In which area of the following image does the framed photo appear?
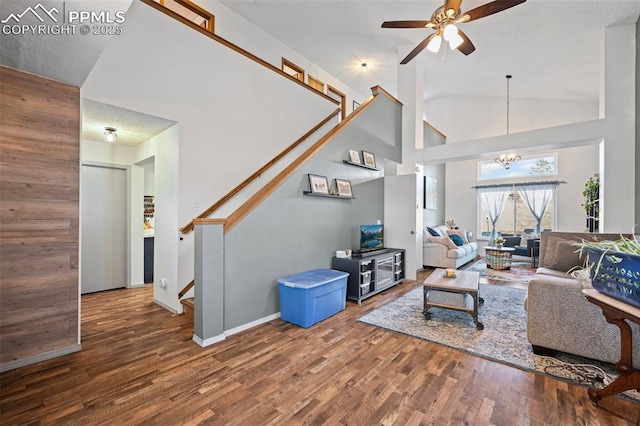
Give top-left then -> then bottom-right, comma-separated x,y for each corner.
308,174 -> 329,194
348,149 -> 361,164
335,179 -> 353,197
424,176 -> 437,210
362,151 -> 376,168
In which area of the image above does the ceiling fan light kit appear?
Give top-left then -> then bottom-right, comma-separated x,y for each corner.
382,0 -> 526,64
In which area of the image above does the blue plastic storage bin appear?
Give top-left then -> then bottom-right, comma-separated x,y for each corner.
278,269 -> 348,328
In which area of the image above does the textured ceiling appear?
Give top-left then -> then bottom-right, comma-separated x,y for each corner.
218,0 -> 640,102
82,99 -> 176,146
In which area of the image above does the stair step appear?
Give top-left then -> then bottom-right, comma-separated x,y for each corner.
180,297 -> 194,316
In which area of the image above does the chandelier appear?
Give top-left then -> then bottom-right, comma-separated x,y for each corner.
495,75 -> 521,170
495,153 -> 521,170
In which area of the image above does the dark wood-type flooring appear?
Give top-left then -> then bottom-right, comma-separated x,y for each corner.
1,268 -> 639,425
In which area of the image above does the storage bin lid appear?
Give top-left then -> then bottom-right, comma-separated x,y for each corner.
278,269 -> 349,289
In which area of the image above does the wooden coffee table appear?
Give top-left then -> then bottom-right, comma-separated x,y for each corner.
423,268 -> 484,329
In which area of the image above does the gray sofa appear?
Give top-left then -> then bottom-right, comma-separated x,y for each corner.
525,231 -> 640,367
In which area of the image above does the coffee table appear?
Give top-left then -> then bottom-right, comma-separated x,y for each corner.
423,268 -> 484,329
485,246 -> 516,270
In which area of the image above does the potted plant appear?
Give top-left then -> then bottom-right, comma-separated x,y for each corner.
493,236 -> 506,248
577,234 -> 640,308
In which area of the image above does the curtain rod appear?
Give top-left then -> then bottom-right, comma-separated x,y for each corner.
471,180 -> 567,189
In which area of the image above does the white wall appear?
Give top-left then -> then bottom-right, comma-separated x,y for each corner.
425,96 -> 599,144
198,0 -> 369,107
133,125 -> 180,311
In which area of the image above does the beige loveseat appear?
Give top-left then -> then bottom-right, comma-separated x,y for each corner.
423,225 -> 478,269
525,232 -> 640,367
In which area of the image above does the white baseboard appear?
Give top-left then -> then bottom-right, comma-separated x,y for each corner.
129,282 -> 145,288
192,333 -> 225,347
224,312 -> 281,337
153,298 -> 178,314
191,312 -> 282,348
0,344 -> 81,373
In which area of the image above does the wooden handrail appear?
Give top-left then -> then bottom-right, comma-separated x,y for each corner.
180,108 -> 341,234
178,280 -> 194,299
224,89 -> 387,234
424,120 -> 447,139
139,0 -> 339,106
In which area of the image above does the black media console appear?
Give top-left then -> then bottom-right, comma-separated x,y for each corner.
331,248 -> 405,304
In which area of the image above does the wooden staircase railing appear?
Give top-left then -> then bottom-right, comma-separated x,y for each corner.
178,280 -> 194,299
180,107 -> 341,234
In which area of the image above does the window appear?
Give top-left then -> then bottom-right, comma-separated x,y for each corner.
158,0 -> 214,32
477,182 -> 559,238
281,58 -> 305,83
307,75 -> 325,93
478,153 -> 557,181
479,188 -> 555,237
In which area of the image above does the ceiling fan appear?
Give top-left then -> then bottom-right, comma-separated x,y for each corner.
382,0 -> 526,64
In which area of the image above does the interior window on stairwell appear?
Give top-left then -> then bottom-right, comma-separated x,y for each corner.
282,58 -> 305,83
158,0 -> 214,33
307,75 -> 325,94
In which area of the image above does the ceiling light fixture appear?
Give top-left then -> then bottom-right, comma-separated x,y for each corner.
104,127 -> 117,143
495,75 -> 521,170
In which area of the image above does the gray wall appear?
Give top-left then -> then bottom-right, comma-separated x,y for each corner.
222,94 -> 402,329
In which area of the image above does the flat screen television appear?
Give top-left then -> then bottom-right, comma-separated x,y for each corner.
360,224 -> 384,251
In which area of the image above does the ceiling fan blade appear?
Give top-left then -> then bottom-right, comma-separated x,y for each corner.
400,34 -> 435,65
463,0 -> 526,23
456,29 -> 476,55
382,20 -> 434,29
444,0 -> 463,17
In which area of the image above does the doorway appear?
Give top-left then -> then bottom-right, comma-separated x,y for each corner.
81,165 -> 127,294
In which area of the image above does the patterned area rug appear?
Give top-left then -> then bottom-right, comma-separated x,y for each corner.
358,284 -> 640,403
466,259 -> 537,284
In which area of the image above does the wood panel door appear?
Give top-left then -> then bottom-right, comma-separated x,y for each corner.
81,165 -> 126,294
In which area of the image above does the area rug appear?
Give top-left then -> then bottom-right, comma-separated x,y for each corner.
358,284 -> 640,403
466,259 -> 536,284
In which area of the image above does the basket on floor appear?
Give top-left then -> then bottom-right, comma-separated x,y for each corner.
586,247 -> 640,309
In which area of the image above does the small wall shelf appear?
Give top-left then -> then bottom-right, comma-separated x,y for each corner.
303,191 -> 354,200
342,160 -> 380,171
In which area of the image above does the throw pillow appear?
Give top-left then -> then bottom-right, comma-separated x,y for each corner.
427,226 -> 442,237
449,234 -> 464,246
549,240 -> 586,272
429,236 -> 458,250
447,229 -> 469,244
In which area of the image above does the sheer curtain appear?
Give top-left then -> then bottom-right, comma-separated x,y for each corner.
478,187 -> 510,244
516,183 -> 557,234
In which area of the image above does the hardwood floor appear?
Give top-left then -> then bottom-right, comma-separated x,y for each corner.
1,269 -> 638,425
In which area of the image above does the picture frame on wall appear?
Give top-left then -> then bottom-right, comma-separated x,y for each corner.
348,149 -> 361,164
335,179 -> 353,197
308,174 -> 329,194
362,151 -> 376,168
424,176 -> 437,210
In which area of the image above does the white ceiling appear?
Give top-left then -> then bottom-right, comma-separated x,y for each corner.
82,99 -> 176,146
218,0 -> 640,102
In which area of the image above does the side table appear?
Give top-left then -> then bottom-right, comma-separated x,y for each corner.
582,289 -> 640,404
485,246 -> 516,270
